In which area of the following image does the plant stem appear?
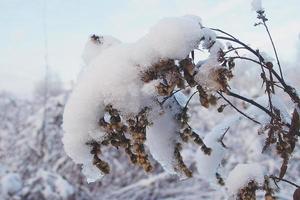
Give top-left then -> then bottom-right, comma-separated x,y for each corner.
227,91 -> 273,117
184,91 -> 199,110
270,175 -> 300,188
218,91 -> 261,124
262,21 -> 284,81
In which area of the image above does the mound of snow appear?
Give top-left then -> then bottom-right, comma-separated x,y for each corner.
226,163 -> 265,194
63,15 -> 204,182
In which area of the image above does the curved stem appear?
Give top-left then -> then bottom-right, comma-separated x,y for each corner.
184,91 -> 199,110
227,91 -> 273,118
160,89 -> 182,105
224,47 -> 247,55
270,175 -> 300,188
214,28 -> 300,108
218,91 -> 261,124
217,36 -> 263,60
210,28 -> 238,40
262,21 -> 284,81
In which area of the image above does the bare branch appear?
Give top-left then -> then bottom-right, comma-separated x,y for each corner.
183,91 -> 199,110
218,126 -> 230,148
262,20 -> 284,81
227,91 -> 273,117
218,91 -> 261,124
270,175 -> 300,188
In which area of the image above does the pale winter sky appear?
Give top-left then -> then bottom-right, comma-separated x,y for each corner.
0,0 -> 299,97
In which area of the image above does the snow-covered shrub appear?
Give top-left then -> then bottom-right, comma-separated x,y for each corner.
0,173 -> 23,196
60,1 -> 300,199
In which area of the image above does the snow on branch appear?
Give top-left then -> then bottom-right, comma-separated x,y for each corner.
62,9 -> 300,199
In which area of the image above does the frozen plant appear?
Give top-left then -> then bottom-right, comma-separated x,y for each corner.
63,2 -> 300,199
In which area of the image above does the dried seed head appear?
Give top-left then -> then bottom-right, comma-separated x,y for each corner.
174,143 -> 192,177
216,173 -> 225,186
265,62 -> 273,69
238,181 -> 258,200
217,104 -> 227,113
293,188 -> 300,200
90,34 -> 103,44
94,157 -> 110,174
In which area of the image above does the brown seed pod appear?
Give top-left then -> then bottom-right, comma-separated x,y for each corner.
265,62 -> 273,69
216,173 -> 225,186
237,181 -> 258,200
197,85 -> 210,108
174,143 -> 192,177
90,34 -> 103,44
293,188 -> 300,200
217,104 -> 227,113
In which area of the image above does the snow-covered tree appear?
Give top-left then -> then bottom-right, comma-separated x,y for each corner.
33,72 -> 64,100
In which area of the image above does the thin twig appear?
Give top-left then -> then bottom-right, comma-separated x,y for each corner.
226,56 -> 282,88
268,69 -> 275,93
224,55 -> 300,108
270,175 -> 300,188
217,36 -> 262,60
225,56 -> 265,68
217,91 -> 261,124
210,28 -> 238,40
214,29 -> 291,95
227,91 -> 268,115
224,47 -> 247,55
258,58 -> 274,115
218,127 -> 230,148
160,89 -> 182,105
227,91 -> 273,118
211,27 -> 299,111
212,27 -> 287,87
184,91 -> 199,110
262,21 -> 284,81
273,83 -> 285,90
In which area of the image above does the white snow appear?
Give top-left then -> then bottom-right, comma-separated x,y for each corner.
246,93 -> 291,125
55,175 -> 75,198
82,163 -> 105,183
196,125 -> 227,179
82,35 -> 121,65
251,0 -> 263,12
63,15 -> 204,182
1,57 -> 300,199
140,16 -> 203,60
196,116 -> 243,179
261,51 -> 274,64
195,40 -> 224,91
146,102 -> 180,175
270,94 -> 291,123
0,173 -> 22,195
201,27 -> 217,49
194,64 -> 222,91
35,170 -> 75,199
226,163 -> 265,194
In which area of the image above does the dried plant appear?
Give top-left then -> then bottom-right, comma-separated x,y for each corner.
65,4 -> 300,199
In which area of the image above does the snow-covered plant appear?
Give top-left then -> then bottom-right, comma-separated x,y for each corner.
63,1 -> 300,199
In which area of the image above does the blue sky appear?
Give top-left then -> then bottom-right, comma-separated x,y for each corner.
0,0 -> 299,96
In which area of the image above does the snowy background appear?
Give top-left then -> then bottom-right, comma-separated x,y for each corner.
0,0 -> 300,199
